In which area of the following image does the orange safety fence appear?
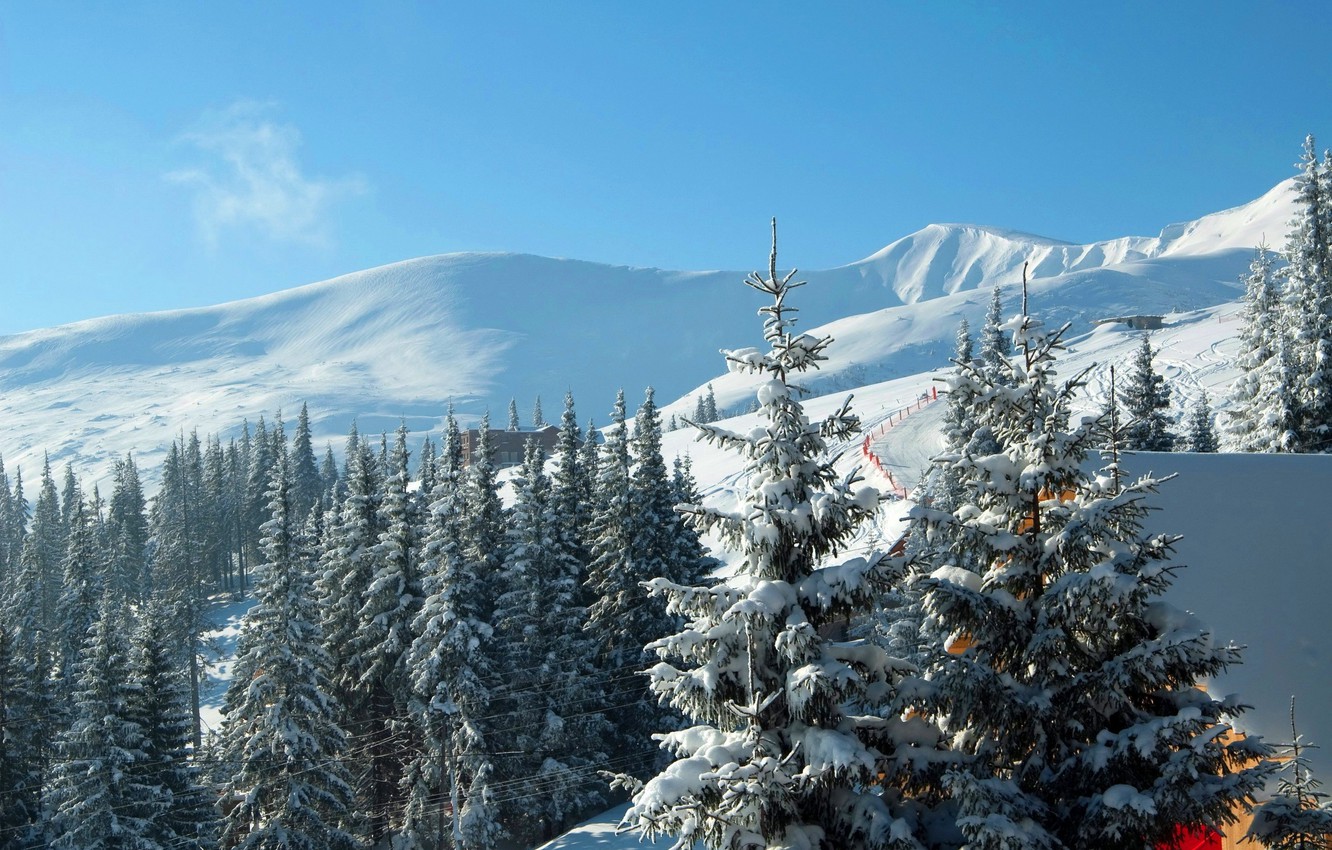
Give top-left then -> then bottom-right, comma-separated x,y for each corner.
861,386 -> 939,499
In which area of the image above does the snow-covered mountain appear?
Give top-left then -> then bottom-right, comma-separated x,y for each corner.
0,179 -> 1296,486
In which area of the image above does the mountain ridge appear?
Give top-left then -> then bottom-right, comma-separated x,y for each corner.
0,179 -> 1296,487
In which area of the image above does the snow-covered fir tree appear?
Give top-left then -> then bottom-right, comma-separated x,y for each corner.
128,597 -> 217,850
942,318 -> 975,449
0,456 -> 14,589
417,435 -> 438,496
0,502 -> 51,825
693,383 -> 720,424
624,387 -> 707,748
583,389 -> 668,764
550,392 -> 594,570
1182,392 -> 1220,453
219,445 -> 358,850
403,413 -> 503,850
291,402 -> 323,522
400,409 -> 467,850
8,469 -> 28,575
507,398 -> 521,432
1281,135 -> 1332,451
318,426 -> 384,723
668,454 -> 715,591
583,389 -> 635,662
1248,699 -> 1332,850
626,225 -> 935,850
493,439 -> 611,845
46,590 -> 161,850
243,415 -> 275,580
576,418 -> 601,561
0,620 -> 44,850
1228,136 -> 1332,452
927,316 -> 983,522
55,493 -> 102,701
1227,246 -> 1281,450
915,306 -> 1272,850
1121,333 -> 1175,451
23,456 -> 64,636
532,394 -> 545,428
352,423 -> 423,843
152,434 -> 211,749
978,284 -> 1011,383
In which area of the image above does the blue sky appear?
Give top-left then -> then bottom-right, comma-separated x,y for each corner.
0,1 -> 1328,335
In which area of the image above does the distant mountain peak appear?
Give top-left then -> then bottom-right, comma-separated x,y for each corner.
0,180 -> 1297,489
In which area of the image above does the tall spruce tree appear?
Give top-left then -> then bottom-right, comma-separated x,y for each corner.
219,445 -> 358,850
550,392 -> 593,570
1121,334 -> 1175,451
0,455 -> 13,591
493,440 -> 611,844
55,494 -> 102,702
129,598 -> 217,850
404,413 -> 503,850
0,528 -> 51,849
320,444 -> 340,507
318,427 -> 384,722
351,423 -> 423,843
583,389 -> 653,761
1227,246 -> 1282,450
401,408 -> 469,850
291,402 -> 323,522
915,305 -> 1272,849
46,591 -> 161,850
201,436 -> 232,590
576,419 -> 601,559
1282,136 -> 1332,450
24,456 -> 64,637
979,284 -> 1011,382
626,225 -> 933,850
152,436 -> 210,748
0,621 -> 43,850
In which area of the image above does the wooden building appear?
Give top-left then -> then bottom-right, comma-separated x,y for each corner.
460,424 -> 562,468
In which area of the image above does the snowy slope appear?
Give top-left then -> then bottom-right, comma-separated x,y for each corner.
668,180 -> 1295,421
0,180 -> 1295,489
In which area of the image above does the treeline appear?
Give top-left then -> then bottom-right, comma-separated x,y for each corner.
0,389 -> 712,850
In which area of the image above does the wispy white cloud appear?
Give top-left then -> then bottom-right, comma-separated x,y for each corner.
168,100 -> 367,248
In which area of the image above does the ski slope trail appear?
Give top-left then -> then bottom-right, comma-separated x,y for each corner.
862,390 -> 947,496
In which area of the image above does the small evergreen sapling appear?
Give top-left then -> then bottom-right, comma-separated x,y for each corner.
1249,699 -> 1332,850
1183,392 -> 1220,453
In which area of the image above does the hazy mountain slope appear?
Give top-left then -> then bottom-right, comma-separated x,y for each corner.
0,179 -> 1295,487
